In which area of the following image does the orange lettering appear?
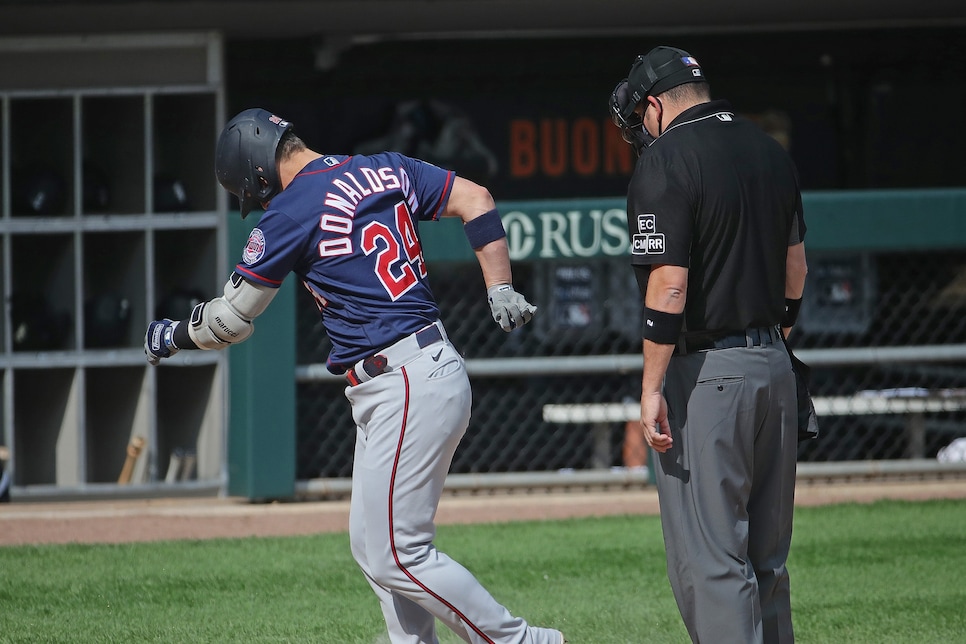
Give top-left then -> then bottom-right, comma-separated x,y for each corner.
509,117 -> 635,179
540,119 -> 567,177
509,120 -> 537,177
603,121 -> 634,175
571,118 -> 599,176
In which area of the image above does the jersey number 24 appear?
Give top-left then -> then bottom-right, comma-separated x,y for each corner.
318,199 -> 427,301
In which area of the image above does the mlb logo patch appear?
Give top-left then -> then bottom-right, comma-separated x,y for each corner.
243,227 -> 266,265
681,56 -> 700,66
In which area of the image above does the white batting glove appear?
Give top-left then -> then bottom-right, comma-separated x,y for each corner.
487,284 -> 537,332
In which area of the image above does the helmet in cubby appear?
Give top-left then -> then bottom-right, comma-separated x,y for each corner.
83,162 -> 112,213
84,291 -> 131,348
155,287 -> 206,321
12,165 -> 67,216
154,174 -> 190,212
9,292 -> 72,350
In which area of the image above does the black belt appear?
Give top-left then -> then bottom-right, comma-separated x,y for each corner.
674,326 -> 781,356
346,324 -> 444,386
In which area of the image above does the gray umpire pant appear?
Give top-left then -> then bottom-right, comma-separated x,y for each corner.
656,339 -> 798,644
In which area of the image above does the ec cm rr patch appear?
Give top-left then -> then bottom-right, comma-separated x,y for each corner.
632,214 -> 665,255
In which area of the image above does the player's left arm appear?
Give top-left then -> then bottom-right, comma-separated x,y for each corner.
441,176 -> 537,332
144,272 -> 278,365
782,241 -> 807,337
441,176 -> 507,286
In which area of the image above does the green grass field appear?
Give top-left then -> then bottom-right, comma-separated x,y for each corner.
2,499 -> 964,643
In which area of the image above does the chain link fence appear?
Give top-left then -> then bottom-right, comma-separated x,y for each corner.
295,249 -> 966,481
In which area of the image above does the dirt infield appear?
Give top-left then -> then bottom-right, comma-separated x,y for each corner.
3,479 -> 966,547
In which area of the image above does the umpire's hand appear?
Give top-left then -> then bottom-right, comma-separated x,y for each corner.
642,392 -> 674,453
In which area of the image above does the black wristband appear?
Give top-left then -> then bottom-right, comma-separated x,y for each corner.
173,320 -> 199,350
643,307 -> 684,345
782,297 -> 803,328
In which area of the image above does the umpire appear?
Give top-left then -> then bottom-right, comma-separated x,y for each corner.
610,46 -> 808,643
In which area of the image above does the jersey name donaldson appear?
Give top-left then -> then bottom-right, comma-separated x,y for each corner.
632,213 -> 666,255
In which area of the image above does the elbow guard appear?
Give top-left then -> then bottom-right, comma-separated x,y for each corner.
187,272 -> 278,350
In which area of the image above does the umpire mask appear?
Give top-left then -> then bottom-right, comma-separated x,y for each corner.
609,79 -> 655,156
610,46 -> 706,153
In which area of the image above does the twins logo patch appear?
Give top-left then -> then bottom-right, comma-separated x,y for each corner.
243,228 -> 266,265
632,214 -> 666,255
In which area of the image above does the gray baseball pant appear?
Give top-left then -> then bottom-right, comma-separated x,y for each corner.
656,341 -> 798,644
345,323 -> 559,644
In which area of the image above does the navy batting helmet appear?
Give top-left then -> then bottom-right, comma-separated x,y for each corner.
215,108 -> 293,218
610,46 -> 706,131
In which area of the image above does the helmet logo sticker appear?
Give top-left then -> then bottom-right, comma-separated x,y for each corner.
243,228 -> 266,265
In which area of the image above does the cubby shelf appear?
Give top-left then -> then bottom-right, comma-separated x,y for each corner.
0,33 -> 228,498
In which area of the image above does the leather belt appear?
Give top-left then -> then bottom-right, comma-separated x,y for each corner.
674,325 -> 782,356
346,322 -> 444,386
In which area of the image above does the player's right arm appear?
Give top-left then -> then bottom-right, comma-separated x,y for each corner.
640,263 -> 687,453
440,176 -> 537,332
144,272 -> 277,365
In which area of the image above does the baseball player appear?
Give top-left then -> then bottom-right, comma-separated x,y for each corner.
610,47 -> 807,642
144,109 -> 565,644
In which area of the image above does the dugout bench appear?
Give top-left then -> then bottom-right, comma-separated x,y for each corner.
811,388 -> 966,458
542,388 -> 966,465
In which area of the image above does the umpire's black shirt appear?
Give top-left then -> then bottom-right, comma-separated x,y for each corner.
627,99 -> 806,336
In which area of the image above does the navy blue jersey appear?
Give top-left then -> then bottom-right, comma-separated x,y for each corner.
234,152 -> 455,374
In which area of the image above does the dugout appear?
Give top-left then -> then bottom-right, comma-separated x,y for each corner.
1,3 -> 965,501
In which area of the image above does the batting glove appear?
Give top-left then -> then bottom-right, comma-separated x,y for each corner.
487,284 -> 537,332
145,319 -> 180,365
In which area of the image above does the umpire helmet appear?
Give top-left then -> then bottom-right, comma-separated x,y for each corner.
611,46 -> 706,131
215,108 -> 293,218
